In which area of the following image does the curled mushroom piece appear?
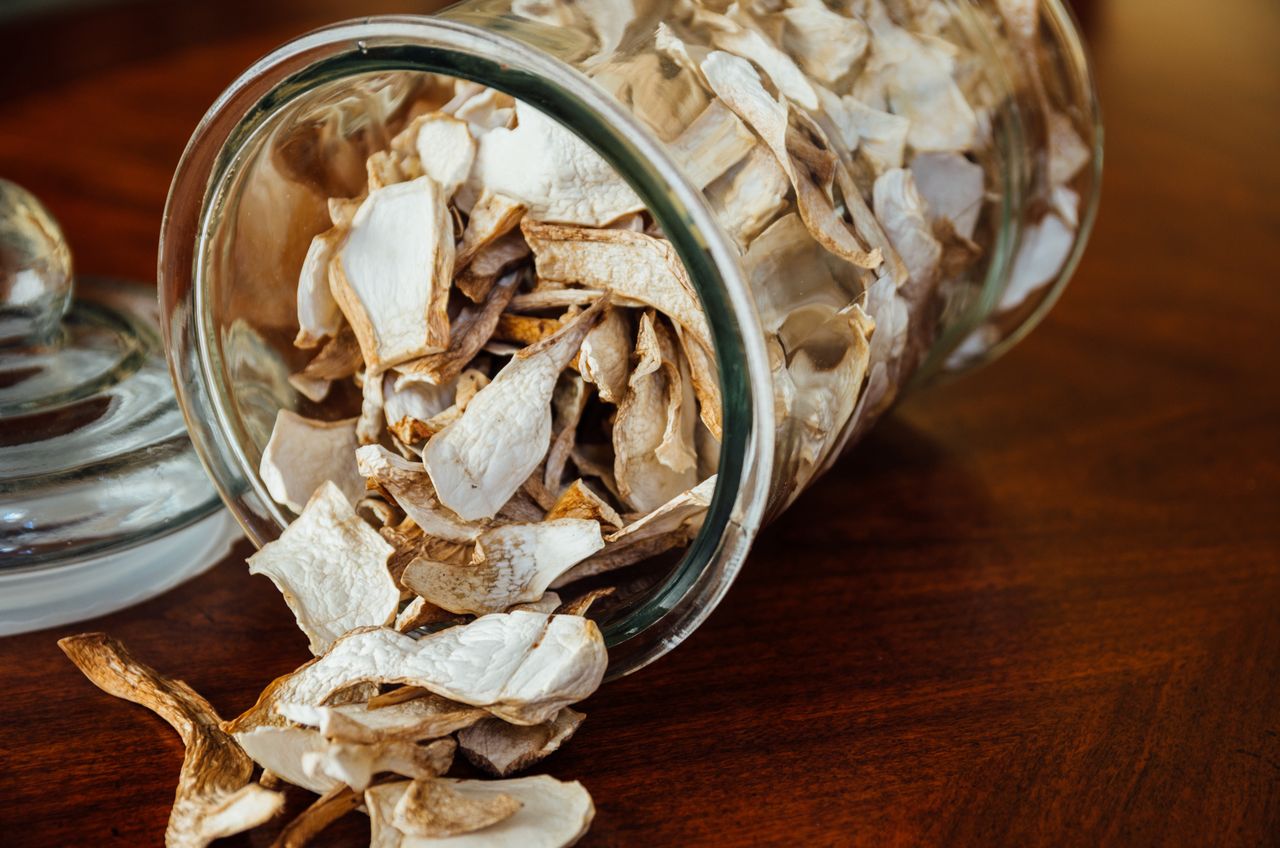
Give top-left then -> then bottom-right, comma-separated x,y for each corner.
58,634 -> 285,848
248,481 -> 400,655
458,708 -> 585,778
224,612 -> 607,732
259,410 -> 364,514
392,778 -> 523,838
366,775 -> 594,848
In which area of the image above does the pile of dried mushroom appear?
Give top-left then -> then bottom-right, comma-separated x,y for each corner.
61,1 -> 1090,844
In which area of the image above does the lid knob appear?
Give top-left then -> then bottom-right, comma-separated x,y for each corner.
0,178 -> 74,347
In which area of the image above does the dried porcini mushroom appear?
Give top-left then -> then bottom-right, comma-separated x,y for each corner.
277,692 -> 487,744
366,775 -> 594,848
300,736 -> 457,792
458,708 -> 585,778
248,481 -> 400,655
391,777 -> 523,838
59,634 -> 285,848
259,410 -> 363,514
330,177 -> 455,370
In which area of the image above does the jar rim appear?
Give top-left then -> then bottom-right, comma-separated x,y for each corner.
158,15 -> 778,679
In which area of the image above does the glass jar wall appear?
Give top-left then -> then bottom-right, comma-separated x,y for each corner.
159,0 -> 1100,677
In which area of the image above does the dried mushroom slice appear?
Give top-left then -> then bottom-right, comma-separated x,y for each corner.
366,775 -> 594,848
233,726 -> 340,794
248,481 -> 400,655
398,271 -> 522,388
329,176 -> 455,371
294,228 -> 345,348
613,313 -> 698,513
288,373 -> 331,403
705,145 -> 792,248
457,708 -> 584,778
669,99 -> 757,189
356,445 -> 488,543
456,232 -> 530,303
278,694 -> 486,744
259,410 -> 363,514
470,101 -> 643,226
544,375 -> 591,493
391,778 -> 523,838
694,4 -> 820,110
456,190 -> 527,272
556,587 -> 615,617
301,737 -> 456,793
819,88 -> 910,175
577,304 -> 632,404
273,785 -> 362,848
779,0 -> 870,84
510,592 -> 563,614
224,612 -> 607,731
403,113 -> 477,199
873,168 -> 943,298
297,325 -> 362,381
909,151 -> 985,240
545,479 -> 624,529
401,519 -> 605,616
423,298 -> 606,521
383,377 -> 457,445
58,634 -> 285,848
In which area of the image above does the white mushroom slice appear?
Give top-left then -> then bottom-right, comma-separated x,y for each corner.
909,151 -> 985,240
330,177 -> 455,370
999,211 -> 1074,311
301,737 -> 456,793
701,51 -> 883,271
456,191 -> 527,271
873,168 -> 943,298
1048,109 -> 1091,186
366,775 -> 594,848
705,145 -> 792,248
357,367 -> 387,446
278,695 -> 486,746
780,0 -> 869,84
366,149 -> 417,191
403,113 -> 476,198
224,612 -> 607,731
470,100 -> 643,226
295,229 -> 344,348
545,479 -> 624,529
578,305 -> 632,404
59,634 -> 286,848
552,475 -> 715,587
508,287 -> 605,312
423,299 -> 606,521
655,22 -> 712,86
384,377 -> 456,445
457,708 -> 584,778
509,592 -> 563,614
544,374 -> 590,492
288,372 -> 331,403
259,410 -> 363,514
818,88 -> 910,175
297,325 -> 362,381
695,5 -> 820,110
233,726 -> 337,794
669,100 -> 757,190
357,445 -> 488,543
402,519 -> 605,616
391,777 -> 523,839
329,196 -> 361,228
248,482 -> 400,655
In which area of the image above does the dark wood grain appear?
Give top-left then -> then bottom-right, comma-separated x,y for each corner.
1,0 -> 1278,845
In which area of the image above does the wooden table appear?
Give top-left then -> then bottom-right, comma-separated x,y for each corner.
2,0 -> 1277,845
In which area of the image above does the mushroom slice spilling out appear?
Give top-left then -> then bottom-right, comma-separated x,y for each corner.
274,785 -> 362,848
248,481 -> 400,655
613,313 -> 698,513
402,519 -> 605,616
329,176 -> 455,371
577,304 -> 632,404
456,191 -> 527,272
259,410 -> 363,514
223,612 -> 607,731
278,693 -> 487,744
458,708 -> 585,778
470,100 -> 643,227
669,99 -> 757,190
300,737 -> 456,793
778,0 -> 870,84
703,50 -> 887,274
553,475 -> 716,587
545,479 -> 624,530
390,777 -> 523,839
521,221 -> 721,438
58,634 -> 285,848
366,775 -> 594,848
232,726 -> 340,794
357,445 -> 488,543
295,228 -> 345,348
423,297 -> 607,521
395,267 -> 520,391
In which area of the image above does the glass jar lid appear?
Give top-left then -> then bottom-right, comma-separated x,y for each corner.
0,178 -> 225,572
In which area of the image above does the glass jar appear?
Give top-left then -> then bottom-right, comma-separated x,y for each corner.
159,0 -> 1100,677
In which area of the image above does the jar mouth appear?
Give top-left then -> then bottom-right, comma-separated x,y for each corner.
160,16 -> 776,678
